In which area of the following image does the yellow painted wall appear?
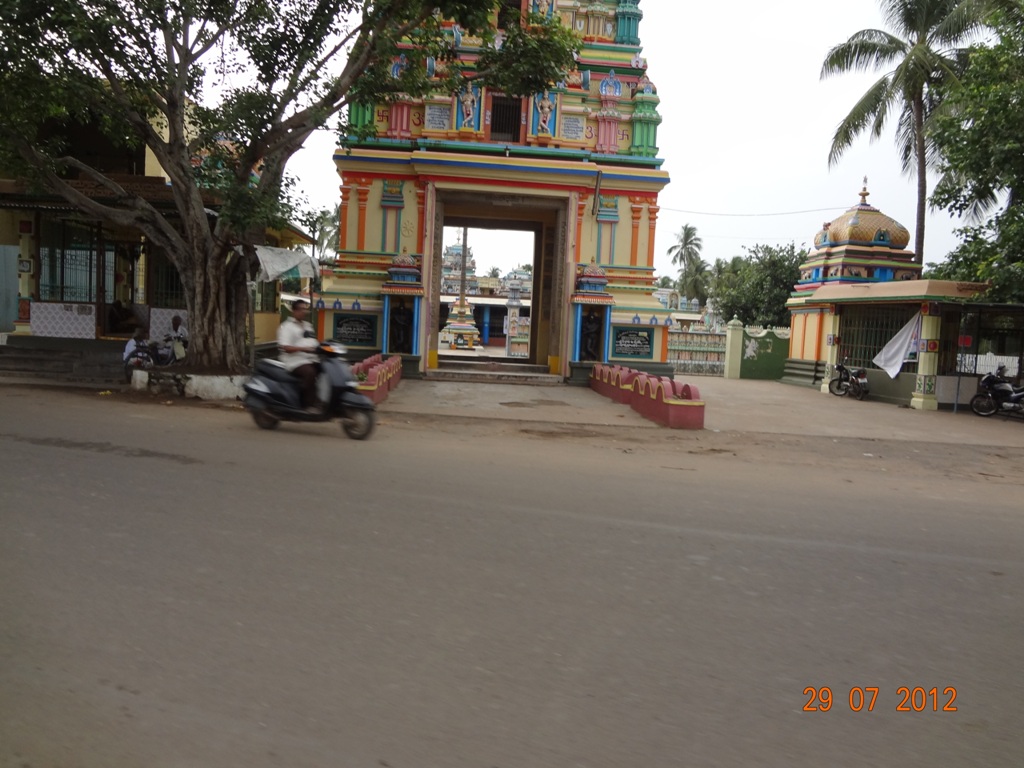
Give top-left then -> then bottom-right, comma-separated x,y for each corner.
254,312 -> 281,344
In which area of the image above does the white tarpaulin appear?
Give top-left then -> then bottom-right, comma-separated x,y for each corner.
872,311 -> 921,378
239,245 -> 317,282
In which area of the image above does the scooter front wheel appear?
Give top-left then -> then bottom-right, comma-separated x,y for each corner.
970,393 -> 997,417
828,378 -> 848,396
251,409 -> 281,430
341,409 -> 375,440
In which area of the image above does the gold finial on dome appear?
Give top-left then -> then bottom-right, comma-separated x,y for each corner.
859,176 -> 870,206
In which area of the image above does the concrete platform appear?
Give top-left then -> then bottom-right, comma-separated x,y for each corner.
380,376 -> 1024,447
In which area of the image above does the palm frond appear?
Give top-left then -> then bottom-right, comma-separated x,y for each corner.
828,76 -> 896,166
820,29 -> 908,78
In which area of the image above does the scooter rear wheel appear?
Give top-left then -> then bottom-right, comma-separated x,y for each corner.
828,378 -> 848,396
970,393 -> 997,417
341,409 -> 375,440
252,409 -> 281,430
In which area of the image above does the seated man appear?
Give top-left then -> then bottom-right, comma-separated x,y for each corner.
161,314 -> 189,362
277,299 -> 320,411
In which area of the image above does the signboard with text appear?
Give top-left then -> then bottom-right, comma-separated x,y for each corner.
334,314 -> 378,347
612,327 -> 654,359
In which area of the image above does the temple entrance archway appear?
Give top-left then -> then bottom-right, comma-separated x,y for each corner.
425,190 -> 572,373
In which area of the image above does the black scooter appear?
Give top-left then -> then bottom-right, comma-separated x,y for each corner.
242,340 -> 376,439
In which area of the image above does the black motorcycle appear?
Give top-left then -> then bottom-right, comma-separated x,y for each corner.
828,359 -> 869,400
123,337 -> 182,382
242,340 -> 376,439
970,365 -> 1024,418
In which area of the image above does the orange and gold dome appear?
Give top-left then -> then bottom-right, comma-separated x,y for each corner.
814,182 -> 910,250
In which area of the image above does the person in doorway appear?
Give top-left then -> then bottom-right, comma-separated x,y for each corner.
277,299 -> 320,411
108,300 -> 139,334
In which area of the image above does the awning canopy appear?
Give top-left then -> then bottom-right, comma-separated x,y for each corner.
239,245 -> 318,282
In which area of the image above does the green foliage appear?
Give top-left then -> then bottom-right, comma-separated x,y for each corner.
820,0 -> 987,264
929,14 -> 1024,302
655,275 -> 674,289
708,244 -> 806,327
0,0 -> 579,368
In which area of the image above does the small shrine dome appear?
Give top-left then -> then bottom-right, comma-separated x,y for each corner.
815,181 -> 910,249
392,249 -> 416,268
583,260 -> 607,277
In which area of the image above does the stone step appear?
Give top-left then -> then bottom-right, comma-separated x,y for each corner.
0,356 -> 77,373
424,368 -> 563,386
436,359 -> 550,375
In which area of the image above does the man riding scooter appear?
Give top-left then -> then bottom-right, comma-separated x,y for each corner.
277,299 -> 320,412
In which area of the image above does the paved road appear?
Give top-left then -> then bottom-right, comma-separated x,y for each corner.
1,383 -> 1022,767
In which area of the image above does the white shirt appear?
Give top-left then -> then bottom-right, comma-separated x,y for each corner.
277,316 -> 318,370
123,338 -> 141,361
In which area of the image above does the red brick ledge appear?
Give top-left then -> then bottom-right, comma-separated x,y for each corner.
589,364 -> 705,429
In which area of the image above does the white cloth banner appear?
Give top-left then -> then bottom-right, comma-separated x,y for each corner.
236,245 -> 317,282
872,311 -> 921,379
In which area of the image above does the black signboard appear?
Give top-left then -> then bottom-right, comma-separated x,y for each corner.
334,314 -> 378,347
612,327 -> 654,359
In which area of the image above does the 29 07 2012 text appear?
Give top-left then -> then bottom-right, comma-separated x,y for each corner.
803,686 -> 958,712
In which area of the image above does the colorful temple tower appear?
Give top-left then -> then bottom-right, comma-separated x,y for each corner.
320,0 -> 670,380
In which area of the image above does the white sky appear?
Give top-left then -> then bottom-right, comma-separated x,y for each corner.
290,0 -> 965,279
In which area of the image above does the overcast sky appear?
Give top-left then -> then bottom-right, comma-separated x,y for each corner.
289,0 -> 966,278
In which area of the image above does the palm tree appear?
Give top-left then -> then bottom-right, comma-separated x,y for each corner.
821,0 -> 985,264
667,224 -> 703,267
677,255 -> 709,305
667,223 -> 708,304
487,266 -> 501,278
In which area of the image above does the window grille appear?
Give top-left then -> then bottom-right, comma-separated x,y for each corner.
948,309 -> 1024,377
255,281 -> 278,312
149,251 -> 186,309
490,96 -> 522,143
838,304 -> 919,373
38,220 -> 114,302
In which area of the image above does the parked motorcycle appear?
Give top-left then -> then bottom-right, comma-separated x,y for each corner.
970,365 -> 1024,417
123,337 -> 182,382
242,340 -> 376,439
828,359 -> 869,400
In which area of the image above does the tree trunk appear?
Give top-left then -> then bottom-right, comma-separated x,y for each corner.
176,242 -> 252,373
913,92 -> 927,265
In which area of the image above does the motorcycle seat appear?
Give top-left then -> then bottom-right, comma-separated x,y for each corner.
255,359 -> 300,384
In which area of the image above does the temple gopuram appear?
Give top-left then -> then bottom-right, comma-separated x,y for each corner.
317,0 -> 672,381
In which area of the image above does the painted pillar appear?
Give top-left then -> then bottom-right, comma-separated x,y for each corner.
646,204 -> 659,268
415,183 -> 426,254
482,305 -> 491,345
573,303 -> 583,362
339,186 -> 352,251
629,198 -> 643,267
412,297 -> 421,356
911,306 -> 942,411
381,295 -> 392,354
356,181 -> 371,252
819,309 -> 842,393
602,310 -> 612,363
575,195 -> 588,262
724,316 -> 744,379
